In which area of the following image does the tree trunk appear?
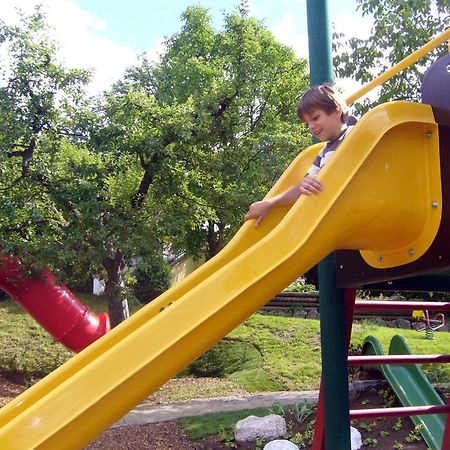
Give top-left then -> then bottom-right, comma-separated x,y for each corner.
102,250 -> 129,328
206,221 -> 225,259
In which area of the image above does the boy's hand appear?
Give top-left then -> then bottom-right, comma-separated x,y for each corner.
299,176 -> 322,195
244,200 -> 270,228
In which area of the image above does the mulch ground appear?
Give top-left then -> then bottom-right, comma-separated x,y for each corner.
0,374 -> 447,449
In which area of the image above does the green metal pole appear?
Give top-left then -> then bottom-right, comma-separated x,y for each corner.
306,0 -> 334,85
306,1 -> 351,449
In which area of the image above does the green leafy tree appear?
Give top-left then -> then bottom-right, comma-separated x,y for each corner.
0,7 -> 90,177
333,0 -> 450,113
0,4 -> 311,327
121,5 -> 311,260
0,6 -> 92,267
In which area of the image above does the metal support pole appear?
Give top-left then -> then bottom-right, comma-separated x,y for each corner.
306,1 -> 350,448
306,0 -> 334,85
318,254 -> 351,449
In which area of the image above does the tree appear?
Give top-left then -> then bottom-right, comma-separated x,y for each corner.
0,6 -> 92,268
333,0 -> 450,113
0,7 -> 90,177
0,5 -> 311,327
121,5 -> 311,259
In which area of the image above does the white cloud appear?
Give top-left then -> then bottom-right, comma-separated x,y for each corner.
271,12 -> 309,58
332,11 -> 373,40
2,0 -> 140,95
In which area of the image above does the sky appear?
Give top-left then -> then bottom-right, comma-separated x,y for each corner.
2,0 -> 373,95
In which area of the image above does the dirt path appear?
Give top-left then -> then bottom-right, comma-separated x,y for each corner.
115,390 -> 320,427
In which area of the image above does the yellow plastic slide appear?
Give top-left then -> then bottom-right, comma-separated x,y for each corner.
0,101 -> 442,449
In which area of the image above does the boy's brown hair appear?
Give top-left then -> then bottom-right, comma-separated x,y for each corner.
296,84 -> 348,124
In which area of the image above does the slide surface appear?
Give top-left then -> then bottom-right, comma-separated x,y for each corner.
0,101 -> 442,449
0,257 -> 110,352
362,335 -> 445,449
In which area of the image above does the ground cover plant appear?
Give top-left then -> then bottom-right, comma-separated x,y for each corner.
1,293 -> 450,387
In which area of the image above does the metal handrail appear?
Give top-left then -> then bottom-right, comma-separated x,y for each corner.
345,28 -> 450,106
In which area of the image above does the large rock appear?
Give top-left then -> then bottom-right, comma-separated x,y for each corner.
235,414 -> 287,443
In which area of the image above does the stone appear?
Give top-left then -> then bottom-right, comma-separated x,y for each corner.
263,439 -> 300,450
395,318 -> 412,329
305,308 -> 319,320
351,426 -> 363,450
235,414 -> 287,443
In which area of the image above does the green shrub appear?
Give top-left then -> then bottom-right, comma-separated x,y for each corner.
132,256 -> 171,304
284,278 -> 317,293
188,338 -> 262,377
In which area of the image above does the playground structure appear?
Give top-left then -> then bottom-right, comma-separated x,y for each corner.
0,18 -> 449,450
412,309 -> 446,340
361,334 -> 446,449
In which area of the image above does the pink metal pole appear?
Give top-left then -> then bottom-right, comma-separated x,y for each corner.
348,354 -> 450,365
351,404 -> 450,419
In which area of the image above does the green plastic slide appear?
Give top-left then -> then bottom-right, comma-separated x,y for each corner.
362,334 -> 445,450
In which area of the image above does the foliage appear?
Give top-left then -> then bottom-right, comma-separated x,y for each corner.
333,0 -> 450,114
288,399 -> 316,423
405,424 -> 423,442
0,4 -> 310,326
132,255 -> 171,304
284,279 -> 317,293
0,7 -> 91,177
121,5 -> 310,259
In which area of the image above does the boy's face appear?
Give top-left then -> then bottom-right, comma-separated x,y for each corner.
302,107 -> 345,142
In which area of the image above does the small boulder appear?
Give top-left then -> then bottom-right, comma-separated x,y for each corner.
235,414 -> 287,443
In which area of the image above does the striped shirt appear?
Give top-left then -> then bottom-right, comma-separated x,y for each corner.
306,126 -> 353,177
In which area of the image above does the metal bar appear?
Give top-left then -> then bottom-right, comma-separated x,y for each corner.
355,300 -> 450,311
348,354 -> 450,365
350,404 -> 450,419
316,254 -> 350,450
346,28 -> 450,105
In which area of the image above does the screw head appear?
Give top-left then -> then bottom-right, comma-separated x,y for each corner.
432,201 -> 439,208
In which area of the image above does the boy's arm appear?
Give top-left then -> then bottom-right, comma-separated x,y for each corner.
244,176 -> 322,228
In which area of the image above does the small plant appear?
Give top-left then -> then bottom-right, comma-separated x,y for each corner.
393,442 -> 404,450
290,432 -> 306,448
363,437 -> 378,447
290,422 -> 314,448
379,430 -> 390,437
361,399 -> 370,405
392,417 -> 403,431
218,427 -> 237,448
254,436 -> 264,450
269,401 -> 285,415
405,424 -> 423,443
377,387 -> 395,407
288,400 -> 316,423
358,421 -> 377,432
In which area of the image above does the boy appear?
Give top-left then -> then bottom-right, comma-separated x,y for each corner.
244,84 -> 353,228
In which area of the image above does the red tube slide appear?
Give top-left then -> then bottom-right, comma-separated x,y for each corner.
0,256 -> 110,353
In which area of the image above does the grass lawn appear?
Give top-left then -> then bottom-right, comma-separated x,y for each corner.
0,293 -> 449,389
